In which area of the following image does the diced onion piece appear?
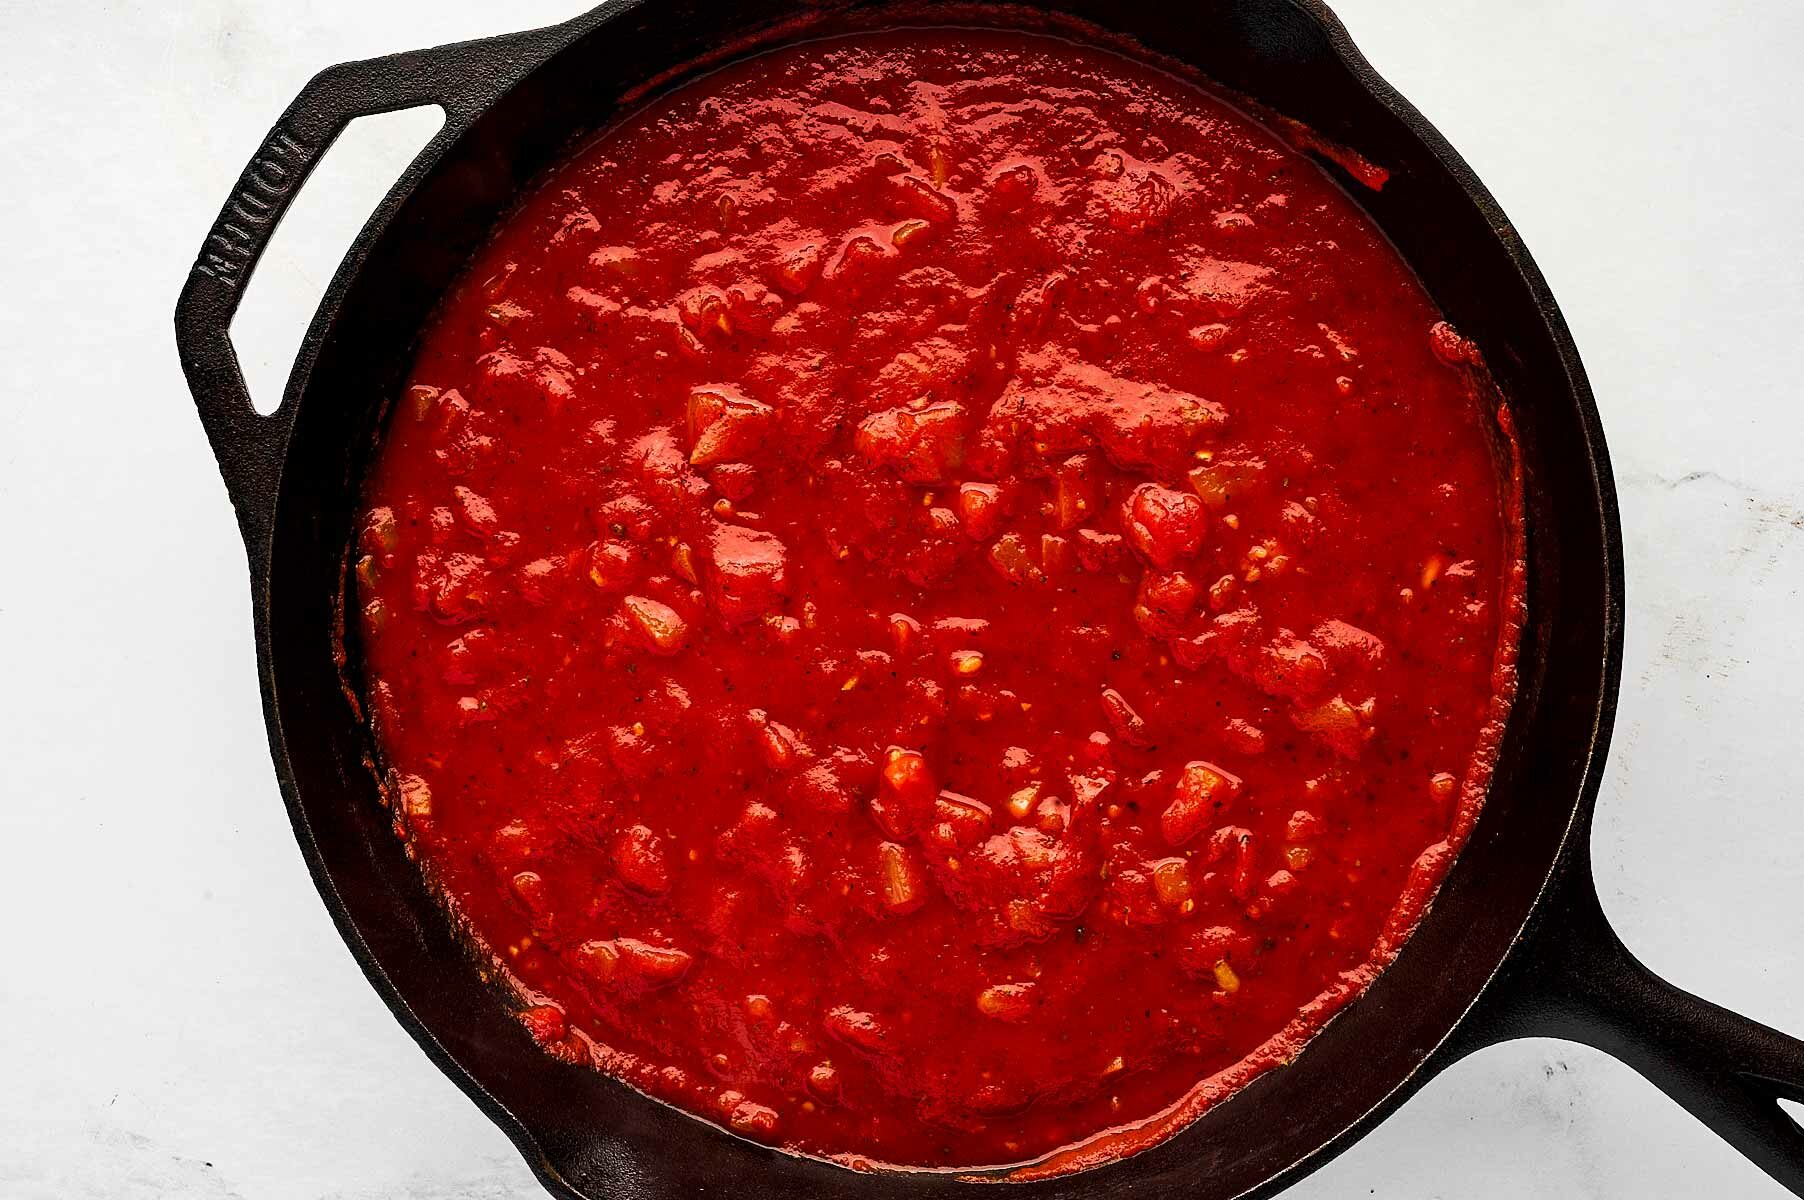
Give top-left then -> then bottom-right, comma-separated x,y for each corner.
950,650 -> 984,676
1006,784 -> 1040,821
746,708 -> 808,771
1187,457 -> 1266,510
1292,694 -> 1375,757
589,541 -> 638,593
1051,454 -> 1099,530
931,790 -> 992,848
1151,857 -> 1192,904
877,841 -> 925,913
808,1062 -> 840,1098
728,1100 -> 779,1136
622,595 -> 688,655
575,939 -> 621,983
824,1005 -> 888,1052
988,532 -> 1044,584
891,218 -> 932,247
889,612 -> 921,655
616,937 -> 693,986
975,981 -> 1037,1021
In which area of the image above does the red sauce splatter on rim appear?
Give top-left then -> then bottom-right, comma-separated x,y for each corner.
354,27 -> 1525,1174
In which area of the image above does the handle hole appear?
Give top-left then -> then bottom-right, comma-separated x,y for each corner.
1783,1099 -> 1803,1130
232,104 -> 446,415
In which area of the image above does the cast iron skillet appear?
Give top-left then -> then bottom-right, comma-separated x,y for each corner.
174,1 -> 1804,1195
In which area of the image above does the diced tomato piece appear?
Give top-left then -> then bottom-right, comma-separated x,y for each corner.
885,173 -> 958,223
1098,162 -> 1183,233
985,162 -> 1041,212
1073,528 -> 1126,572
1099,688 -> 1151,747
419,551 -> 490,624
1121,482 -> 1206,568
576,937 -> 693,992
453,486 -> 500,537
1135,570 -> 1199,637
677,286 -> 734,339
788,760 -> 857,816
390,771 -> 432,831
854,402 -> 966,483
1178,925 -> 1255,984
1250,633 -> 1334,705
619,937 -> 694,986
723,280 -> 784,335
476,346 -> 577,413
518,1004 -> 567,1044
822,232 -> 897,291
807,1062 -> 840,1099
926,790 -> 993,853
879,747 -> 937,833
708,524 -> 790,626
1206,825 -> 1261,901
595,493 -> 658,541
688,384 -> 775,466
1311,619 -> 1386,671
728,1101 -> 780,1136
956,482 -> 1003,539
771,241 -> 824,295
518,555 -> 572,605
589,540 -> 640,592
1429,319 -> 1483,366
1222,717 -> 1267,756
613,824 -> 671,894
1161,760 -> 1243,847
711,462 -> 758,502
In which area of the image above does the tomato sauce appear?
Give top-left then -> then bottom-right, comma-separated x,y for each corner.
353,27 -> 1525,1173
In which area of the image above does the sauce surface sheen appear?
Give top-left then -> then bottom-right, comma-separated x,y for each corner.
355,27 -> 1524,1172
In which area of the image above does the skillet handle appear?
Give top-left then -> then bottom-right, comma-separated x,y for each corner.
1461,847 -> 1804,1193
173,27 -> 555,573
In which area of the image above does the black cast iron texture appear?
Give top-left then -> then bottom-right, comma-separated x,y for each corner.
174,1 -> 1804,1195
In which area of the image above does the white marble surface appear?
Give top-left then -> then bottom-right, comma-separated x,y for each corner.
2,1 -> 1800,1196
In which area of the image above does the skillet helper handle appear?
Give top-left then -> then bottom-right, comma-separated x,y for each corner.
173,29 -> 548,570
1469,851 -> 1804,1193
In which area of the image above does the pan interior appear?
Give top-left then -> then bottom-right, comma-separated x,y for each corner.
259,3 -> 1615,1197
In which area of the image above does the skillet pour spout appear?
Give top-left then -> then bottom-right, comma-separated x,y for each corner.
175,0 -> 1804,1195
